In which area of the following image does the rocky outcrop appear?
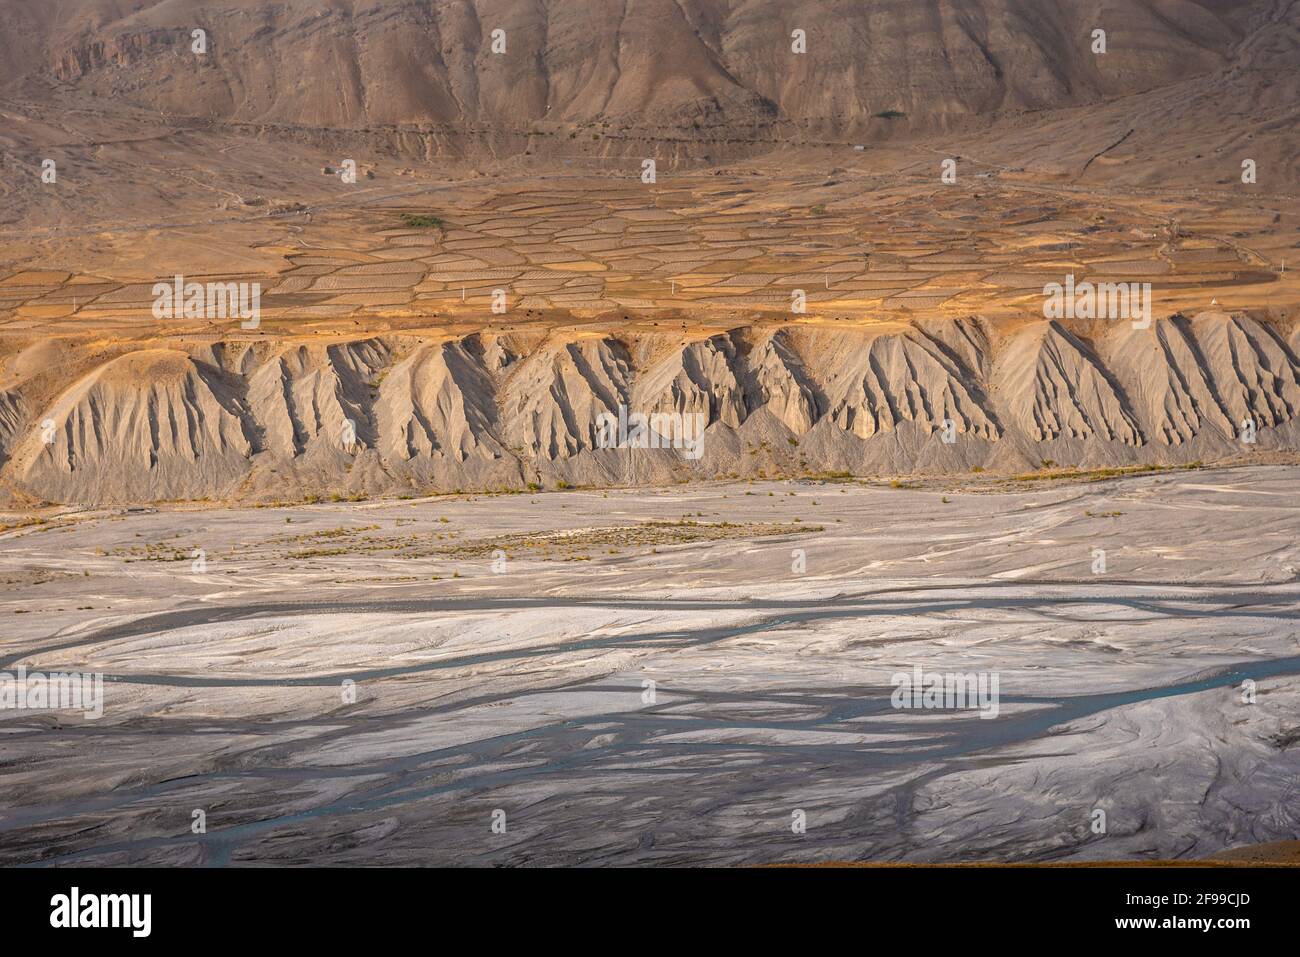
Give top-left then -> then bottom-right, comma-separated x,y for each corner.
742,331 -> 821,435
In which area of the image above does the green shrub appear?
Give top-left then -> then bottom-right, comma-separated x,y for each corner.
400,213 -> 442,228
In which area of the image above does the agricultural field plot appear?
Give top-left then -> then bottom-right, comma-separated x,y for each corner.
1,170 -> 1290,336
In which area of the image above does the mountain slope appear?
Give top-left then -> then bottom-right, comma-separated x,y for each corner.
2,312 -> 1297,504
0,0 -> 1263,135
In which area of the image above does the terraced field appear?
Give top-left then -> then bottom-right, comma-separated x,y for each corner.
1,172 -> 1290,331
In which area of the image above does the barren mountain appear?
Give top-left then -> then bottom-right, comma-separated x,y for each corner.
0,0 -> 1252,126
2,0 -> 1293,159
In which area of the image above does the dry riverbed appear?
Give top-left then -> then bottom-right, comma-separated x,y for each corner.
1,467 -> 1298,865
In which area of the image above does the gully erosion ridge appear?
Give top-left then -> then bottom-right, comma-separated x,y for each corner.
0,311 -> 1298,506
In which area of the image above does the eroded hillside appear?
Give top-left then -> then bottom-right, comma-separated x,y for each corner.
2,311 -> 1298,505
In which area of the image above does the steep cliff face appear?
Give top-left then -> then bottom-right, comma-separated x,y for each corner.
3,312 -> 1297,505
